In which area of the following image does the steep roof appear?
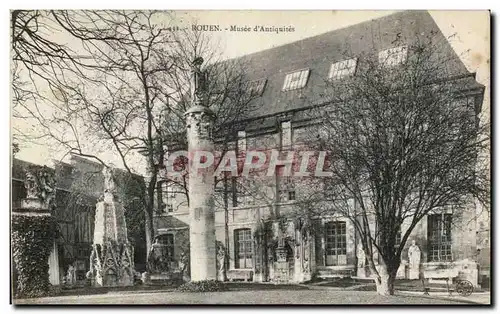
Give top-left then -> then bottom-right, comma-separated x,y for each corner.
234,10 -> 482,119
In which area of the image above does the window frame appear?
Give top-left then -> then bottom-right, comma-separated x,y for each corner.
427,213 -> 453,262
157,233 -> 175,259
328,58 -> 358,80
280,120 -> 292,149
247,78 -> 267,97
324,221 -> 347,266
234,228 -> 253,269
282,68 -> 310,91
378,45 -> 408,67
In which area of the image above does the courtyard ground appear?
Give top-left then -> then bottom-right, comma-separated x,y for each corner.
14,285 -> 490,305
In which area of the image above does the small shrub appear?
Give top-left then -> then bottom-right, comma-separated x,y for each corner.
176,280 -> 227,292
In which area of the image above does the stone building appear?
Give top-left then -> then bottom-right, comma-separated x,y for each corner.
11,155 -> 147,285
153,11 -> 488,286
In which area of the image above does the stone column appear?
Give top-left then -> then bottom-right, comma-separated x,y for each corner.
184,57 -> 217,282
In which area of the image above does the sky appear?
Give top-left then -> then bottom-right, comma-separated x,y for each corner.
12,10 -> 490,172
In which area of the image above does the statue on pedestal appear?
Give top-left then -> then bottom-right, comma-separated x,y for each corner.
408,240 -> 421,280
191,57 -> 207,104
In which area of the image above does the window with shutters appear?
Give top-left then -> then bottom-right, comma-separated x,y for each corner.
234,228 -> 253,269
328,58 -> 357,80
378,46 -> 408,67
325,221 -> 347,266
282,69 -> 310,91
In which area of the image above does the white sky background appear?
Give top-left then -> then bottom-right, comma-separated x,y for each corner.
11,10 -> 490,176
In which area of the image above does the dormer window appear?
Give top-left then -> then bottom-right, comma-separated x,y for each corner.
378,46 -> 408,67
282,69 -> 310,91
247,78 -> 267,97
328,58 -> 357,80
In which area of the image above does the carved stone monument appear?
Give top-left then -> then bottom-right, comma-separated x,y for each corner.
408,240 -> 421,280
86,167 -> 135,287
21,166 -> 56,212
13,166 -> 60,286
185,57 -> 217,282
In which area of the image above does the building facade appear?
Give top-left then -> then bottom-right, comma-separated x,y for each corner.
153,11 -> 488,286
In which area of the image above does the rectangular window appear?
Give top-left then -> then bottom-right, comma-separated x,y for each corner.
282,69 -> 310,91
428,214 -> 452,262
160,183 -> 175,213
236,178 -> 255,207
247,78 -> 267,97
378,46 -> 408,67
234,228 -> 253,269
325,221 -> 347,266
157,234 -> 175,259
280,121 -> 292,148
237,130 -> 246,153
277,166 -> 295,203
328,58 -> 357,80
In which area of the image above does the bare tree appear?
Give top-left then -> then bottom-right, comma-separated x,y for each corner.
300,31 -> 489,295
14,10 -> 258,259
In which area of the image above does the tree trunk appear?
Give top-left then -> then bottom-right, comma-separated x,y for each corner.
144,205 -> 153,254
374,263 -> 396,296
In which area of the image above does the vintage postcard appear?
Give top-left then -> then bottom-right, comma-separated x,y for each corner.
10,10 -> 490,305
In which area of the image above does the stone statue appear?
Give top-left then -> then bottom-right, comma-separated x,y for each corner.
302,233 -> 310,273
38,167 -> 55,207
191,57 -> 207,103
179,251 -> 188,272
408,240 -> 421,280
66,264 -> 77,285
217,245 -> 225,272
24,166 -> 56,208
103,166 -> 116,194
179,251 -> 190,281
24,170 -> 38,199
147,238 -> 169,274
357,245 -> 366,268
216,244 -> 226,281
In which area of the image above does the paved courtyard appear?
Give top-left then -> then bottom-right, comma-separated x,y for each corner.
14,289 -> 490,305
